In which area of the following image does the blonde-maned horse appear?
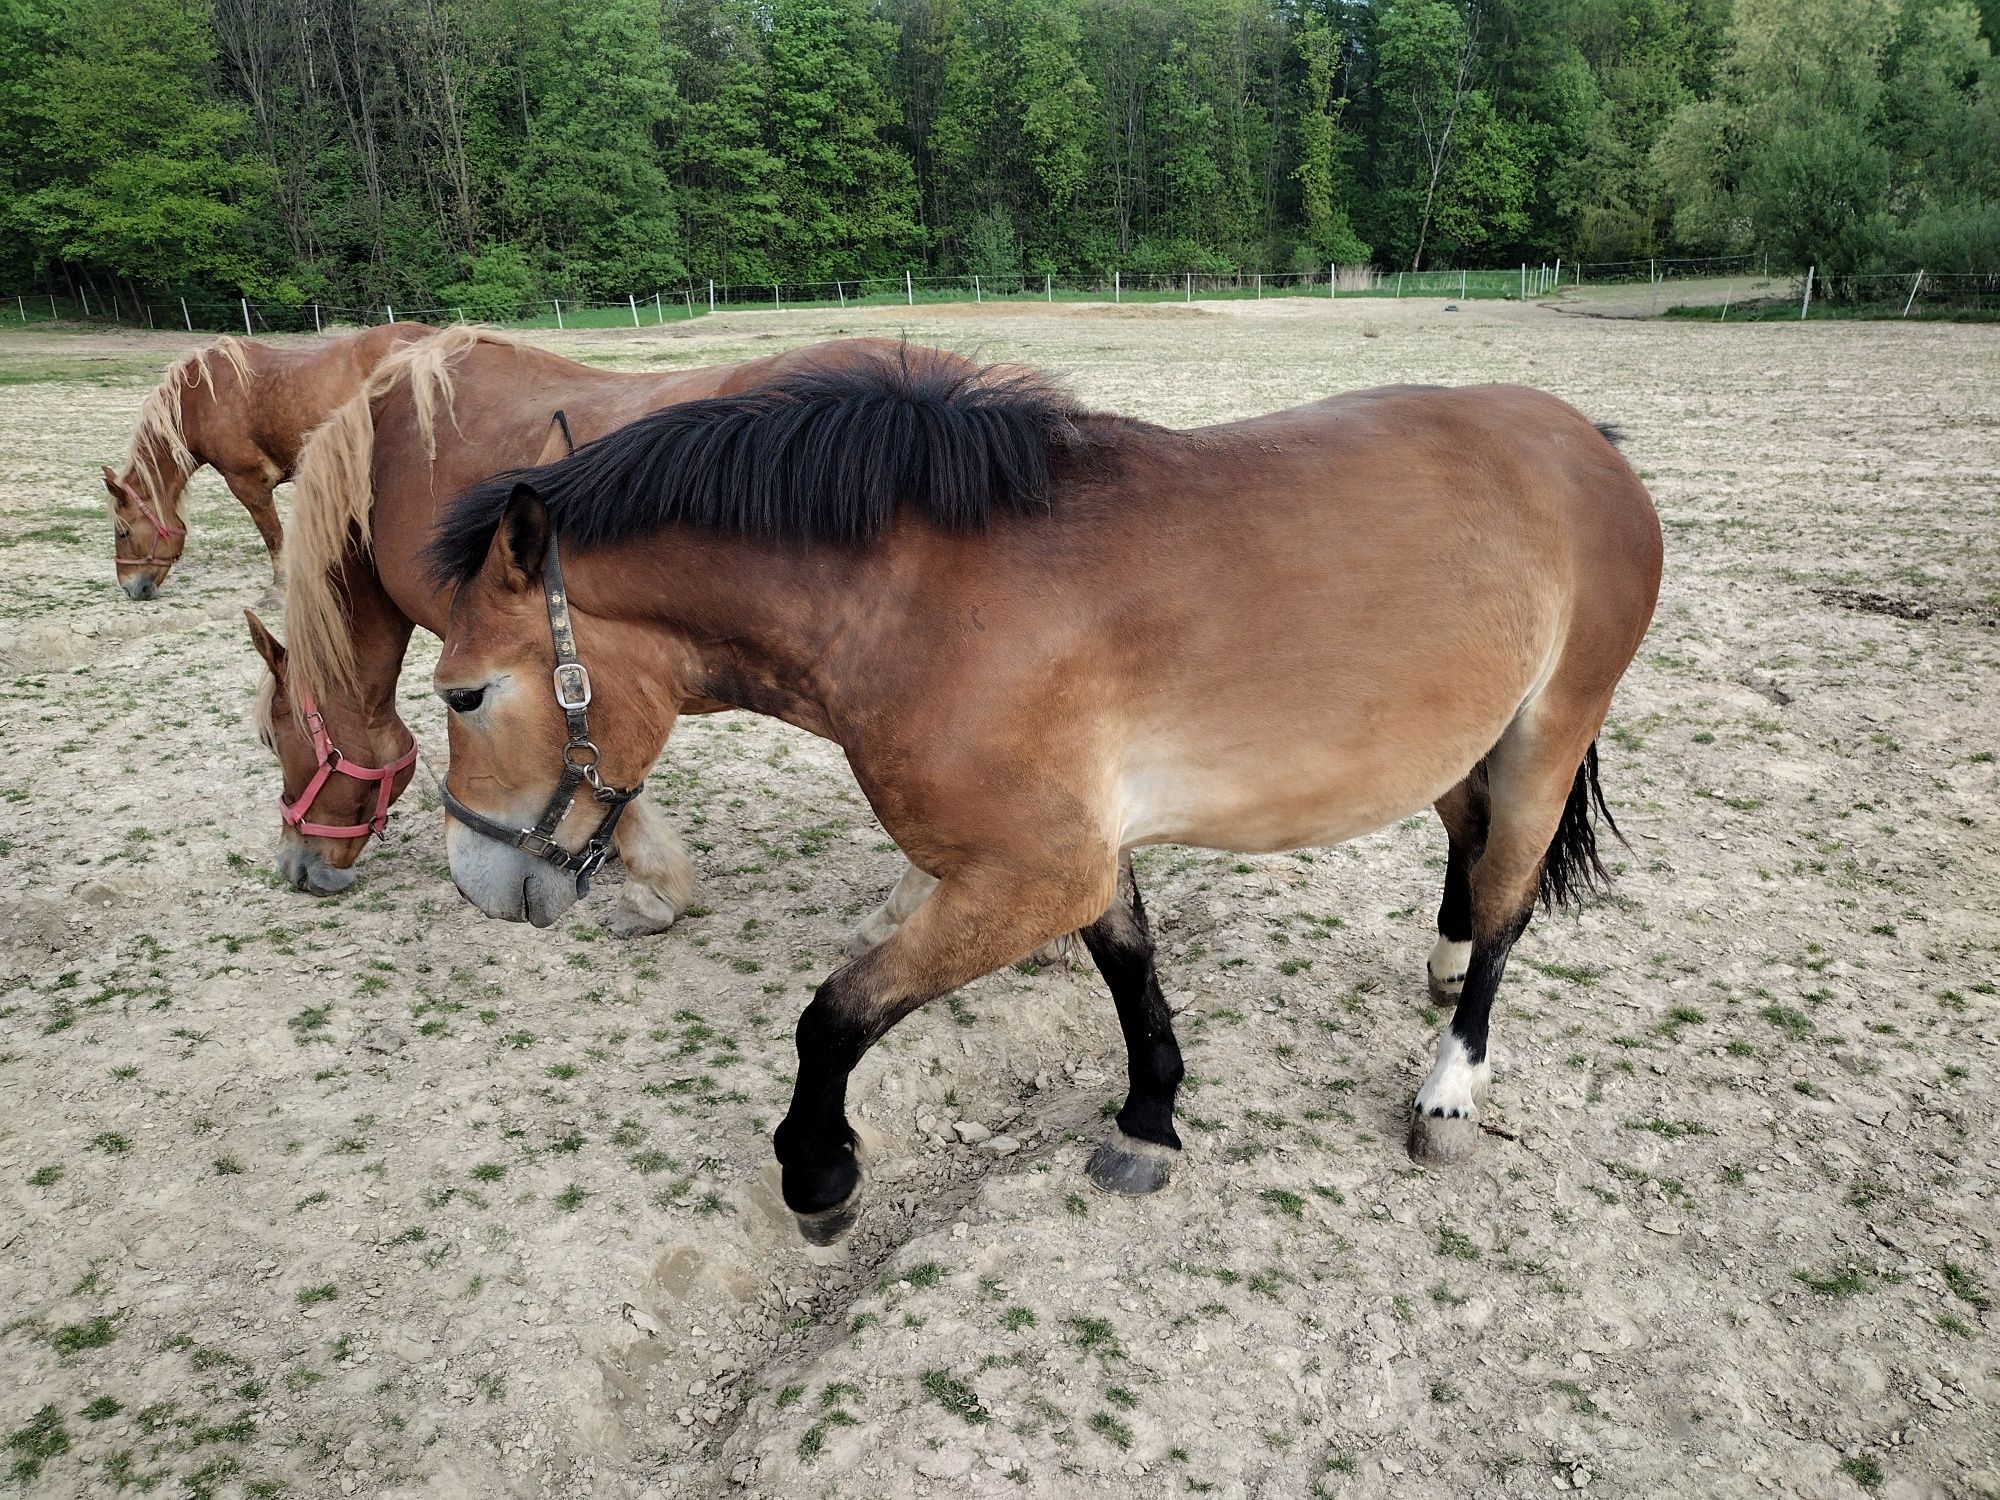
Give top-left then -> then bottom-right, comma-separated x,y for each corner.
256,328 -> 957,943
424,347 -> 1662,1242
104,324 -> 432,599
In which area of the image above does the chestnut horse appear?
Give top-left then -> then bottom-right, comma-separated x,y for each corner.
105,324 -> 432,599
423,348 -> 1662,1243
256,327 -> 948,937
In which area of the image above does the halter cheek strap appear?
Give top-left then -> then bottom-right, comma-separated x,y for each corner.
279,689 -> 419,840
438,528 -> 644,898
117,491 -> 187,566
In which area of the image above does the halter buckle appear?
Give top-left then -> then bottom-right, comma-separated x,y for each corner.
553,662 -> 592,710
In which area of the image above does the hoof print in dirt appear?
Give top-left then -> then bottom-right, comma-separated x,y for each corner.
1086,1130 -> 1178,1196
1407,1108 -> 1481,1166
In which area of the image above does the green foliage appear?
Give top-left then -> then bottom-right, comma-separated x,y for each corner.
0,0 -> 1989,300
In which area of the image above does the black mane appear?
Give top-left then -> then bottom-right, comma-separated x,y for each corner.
426,346 -> 1083,587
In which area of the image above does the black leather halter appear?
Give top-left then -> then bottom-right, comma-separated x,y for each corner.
438,523 -> 643,897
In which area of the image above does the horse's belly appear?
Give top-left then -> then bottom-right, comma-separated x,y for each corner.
1114,718 -> 1504,855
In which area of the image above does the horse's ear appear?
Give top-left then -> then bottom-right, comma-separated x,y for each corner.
102,466 -> 130,503
245,608 -> 287,678
489,482 -> 549,592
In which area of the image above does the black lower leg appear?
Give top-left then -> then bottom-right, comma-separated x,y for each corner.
1436,837 -> 1474,946
1080,863 -> 1184,1193
773,966 -> 901,1235
1446,907 -> 1530,1069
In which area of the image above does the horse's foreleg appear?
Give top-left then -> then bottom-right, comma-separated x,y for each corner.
222,472 -> 285,584
1080,857 -> 1185,1195
604,799 -> 696,938
1410,705 -> 1613,1166
775,859 -> 1113,1243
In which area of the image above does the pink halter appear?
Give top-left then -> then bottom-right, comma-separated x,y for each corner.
280,690 -> 419,840
117,491 -> 187,566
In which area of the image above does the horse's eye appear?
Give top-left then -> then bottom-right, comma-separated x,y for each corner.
443,687 -> 486,715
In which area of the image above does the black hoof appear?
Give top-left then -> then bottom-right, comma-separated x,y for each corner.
1427,972 -> 1463,1008
1086,1129 -> 1178,1196
781,1148 -> 863,1244
793,1197 -> 861,1246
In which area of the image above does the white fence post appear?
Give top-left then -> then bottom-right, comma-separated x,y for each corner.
385,303 -> 394,326
1460,269 -> 1466,299
312,302 -> 321,333
1553,258 -> 1561,290
685,289 -> 694,318
629,293 -> 640,327
655,290 -> 664,324
708,279 -> 715,314
1185,271 -> 1192,303
773,283 -> 780,310
553,298 -> 563,329
906,270 -> 913,305
181,296 -> 192,331
1114,270 -> 1120,304
1520,264 -> 1525,300
242,296 -> 253,335
1046,272 -> 1053,302
14,295 -> 21,322
1396,272 -> 1403,298
837,280 -> 846,308
975,274 -> 981,304
1800,266 -> 1815,320
1256,272 -> 1262,298
79,286 -> 90,316
1902,269 -> 1923,318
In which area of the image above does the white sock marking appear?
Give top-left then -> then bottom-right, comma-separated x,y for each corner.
1415,1031 -> 1491,1119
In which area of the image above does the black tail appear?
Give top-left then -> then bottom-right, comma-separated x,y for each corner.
1539,742 -> 1622,911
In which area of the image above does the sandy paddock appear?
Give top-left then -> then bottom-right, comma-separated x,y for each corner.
0,297 -> 1994,1499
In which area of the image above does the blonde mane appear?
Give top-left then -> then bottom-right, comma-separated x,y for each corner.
285,325 -> 520,705
116,337 -> 257,514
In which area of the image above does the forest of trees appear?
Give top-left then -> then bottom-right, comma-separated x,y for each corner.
0,0 -> 1996,311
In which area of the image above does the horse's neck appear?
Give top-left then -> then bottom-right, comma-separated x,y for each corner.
574,537 -> 854,739
340,551 -> 418,716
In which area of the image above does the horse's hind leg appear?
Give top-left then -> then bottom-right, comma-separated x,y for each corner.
604,800 -> 697,938
1081,857 -> 1185,1195
1427,776 -> 1488,1004
1409,697 -> 1614,1165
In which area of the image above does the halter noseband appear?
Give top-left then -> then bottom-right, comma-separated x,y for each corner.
438,529 -> 643,897
116,489 -> 187,567
280,690 -> 419,840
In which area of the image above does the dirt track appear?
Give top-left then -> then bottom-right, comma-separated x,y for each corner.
1,298 -> 1996,1500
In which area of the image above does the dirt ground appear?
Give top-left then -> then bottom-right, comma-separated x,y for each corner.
1,297 -> 1995,1500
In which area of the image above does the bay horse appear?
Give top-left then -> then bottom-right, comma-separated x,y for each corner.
104,323 -> 432,599
256,327 -> 954,940
421,347 -> 1662,1243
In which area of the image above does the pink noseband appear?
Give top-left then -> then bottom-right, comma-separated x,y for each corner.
117,492 -> 187,566
280,689 -> 419,840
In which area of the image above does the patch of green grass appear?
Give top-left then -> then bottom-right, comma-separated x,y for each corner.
1436,1222 -> 1482,1260
81,1397 -> 121,1422
920,1368 -> 989,1423
470,1162 -> 506,1183
295,1284 -> 338,1307
89,1131 -> 131,1155
1941,1261 -> 1990,1310
1001,1306 -> 1036,1331
553,1182 -> 590,1212
1792,1265 -> 1871,1299
1760,1004 -> 1815,1040
1259,1188 -> 1306,1218
28,1164 -> 63,1187
49,1316 -> 118,1355
1839,1455 -> 1884,1492
4,1405 -> 70,1484
1089,1410 -> 1134,1448
1067,1316 -> 1124,1360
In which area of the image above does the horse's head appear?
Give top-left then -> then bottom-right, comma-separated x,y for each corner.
433,486 -> 676,929
104,465 -> 186,599
247,611 -> 419,896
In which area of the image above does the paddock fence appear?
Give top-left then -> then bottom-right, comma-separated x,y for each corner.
6,254 -> 1987,334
